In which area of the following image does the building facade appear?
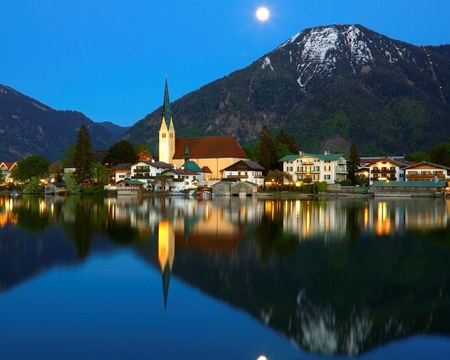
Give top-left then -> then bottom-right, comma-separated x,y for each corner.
280,151 -> 347,184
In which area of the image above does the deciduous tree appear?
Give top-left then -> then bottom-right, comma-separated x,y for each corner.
134,143 -> 152,161
12,155 -> 50,182
103,140 -> 138,166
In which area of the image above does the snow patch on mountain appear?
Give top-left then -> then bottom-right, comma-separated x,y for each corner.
261,56 -> 274,70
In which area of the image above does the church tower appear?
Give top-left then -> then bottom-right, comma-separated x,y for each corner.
158,77 -> 175,164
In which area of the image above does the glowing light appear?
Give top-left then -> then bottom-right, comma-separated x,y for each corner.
256,7 -> 270,21
257,356 -> 268,360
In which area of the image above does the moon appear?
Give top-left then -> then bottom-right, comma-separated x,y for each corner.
256,7 -> 270,22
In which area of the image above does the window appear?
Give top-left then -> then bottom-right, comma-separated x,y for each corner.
162,133 -> 166,138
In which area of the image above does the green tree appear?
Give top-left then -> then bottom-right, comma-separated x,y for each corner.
256,125 -> 277,172
63,172 -> 83,195
103,140 -> 138,166
428,143 -> 450,167
405,151 -> 431,163
347,142 -> 360,184
265,169 -> 292,186
92,162 -> 110,184
23,177 -> 43,194
48,161 -> 64,182
275,128 -> 298,154
12,155 -> 50,182
61,145 -> 75,168
73,124 -> 95,183
135,143 -> 152,161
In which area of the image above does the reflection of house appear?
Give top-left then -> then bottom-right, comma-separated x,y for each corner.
280,151 -> 347,184
0,161 -> 17,183
404,162 -> 450,182
368,158 -> 408,185
221,160 -> 265,187
158,78 -> 247,179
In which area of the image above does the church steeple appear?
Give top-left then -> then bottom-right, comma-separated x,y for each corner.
158,76 -> 175,164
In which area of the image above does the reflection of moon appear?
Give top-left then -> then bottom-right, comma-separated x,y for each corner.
256,7 -> 270,22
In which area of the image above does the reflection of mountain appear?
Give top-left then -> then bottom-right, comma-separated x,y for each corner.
1,196 -> 450,356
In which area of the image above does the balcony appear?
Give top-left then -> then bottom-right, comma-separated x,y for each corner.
133,168 -> 150,173
406,174 -> 446,181
371,168 -> 397,174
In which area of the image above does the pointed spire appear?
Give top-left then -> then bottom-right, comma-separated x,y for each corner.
184,146 -> 190,162
162,75 -> 172,128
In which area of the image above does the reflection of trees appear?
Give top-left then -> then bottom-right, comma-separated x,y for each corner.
253,205 -> 298,263
62,197 -> 108,260
13,196 -> 50,232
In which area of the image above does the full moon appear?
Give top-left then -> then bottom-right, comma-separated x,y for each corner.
256,7 -> 270,22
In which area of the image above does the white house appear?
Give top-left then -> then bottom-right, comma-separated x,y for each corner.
280,151 -> 347,184
368,158 -> 408,185
404,162 -> 450,183
160,168 -> 200,192
130,160 -> 173,180
220,160 -> 265,187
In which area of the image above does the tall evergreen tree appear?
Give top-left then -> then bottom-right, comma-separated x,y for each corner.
256,125 -> 277,172
275,128 -> 299,154
73,124 -> 94,183
347,142 -> 360,183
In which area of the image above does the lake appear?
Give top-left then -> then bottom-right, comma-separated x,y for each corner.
1,195 -> 450,359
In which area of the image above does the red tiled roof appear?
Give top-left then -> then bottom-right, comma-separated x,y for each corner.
1,162 -> 17,170
173,136 -> 247,160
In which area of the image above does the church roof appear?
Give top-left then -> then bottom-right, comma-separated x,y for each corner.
173,136 -> 247,160
183,160 -> 203,173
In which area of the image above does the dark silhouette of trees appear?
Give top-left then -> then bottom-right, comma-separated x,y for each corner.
12,155 -> 50,181
73,124 -> 94,183
347,142 -> 360,184
103,140 -> 138,167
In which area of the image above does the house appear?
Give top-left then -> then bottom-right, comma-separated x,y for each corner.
404,162 -> 450,183
160,168 -> 200,192
44,182 -> 68,195
368,157 -> 409,185
371,180 -> 447,197
211,180 -> 257,196
356,156 -> 405,181
220,160 -> 265,187
280,151 -> 347,185
110,163 -> 132,183
0,161 -> 17,183
116,179 -> 146,195
130,160 -> 173,184
158,78 -> 248,179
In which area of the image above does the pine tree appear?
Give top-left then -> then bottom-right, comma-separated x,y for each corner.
256,125 -> 277,172
347,142 -> 360,183
73,124 -> 95,183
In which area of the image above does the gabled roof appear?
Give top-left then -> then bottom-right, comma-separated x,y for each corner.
111,163 -> 132,171
162,168 -> 199,176
134,160 -> 173,169
173,136 -> 247,159
0,161 -> 17,170
279,153 -> 344,162
368,157 -> 410,167
222,160 -> 265,171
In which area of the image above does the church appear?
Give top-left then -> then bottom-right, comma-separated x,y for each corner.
158,78 -> 248,179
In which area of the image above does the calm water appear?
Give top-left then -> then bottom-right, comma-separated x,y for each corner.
1,195 -> 450,360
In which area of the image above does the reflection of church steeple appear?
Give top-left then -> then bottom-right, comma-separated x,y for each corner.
158,220 -> 175,310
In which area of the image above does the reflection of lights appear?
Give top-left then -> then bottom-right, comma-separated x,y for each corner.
295,200 -> 301,218
376,202 -> 390,235
39,200 -> 46,214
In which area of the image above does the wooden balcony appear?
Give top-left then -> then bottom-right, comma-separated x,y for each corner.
406,174 -> 446,181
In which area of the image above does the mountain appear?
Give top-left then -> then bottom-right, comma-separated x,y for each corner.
124,24 -> 450,156
0,85 -> 116,161
97,121 -> 130,139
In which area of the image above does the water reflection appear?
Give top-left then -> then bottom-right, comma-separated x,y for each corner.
1,195 -> 450,357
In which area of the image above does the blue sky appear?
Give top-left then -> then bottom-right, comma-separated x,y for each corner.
1,0 -> 449,127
